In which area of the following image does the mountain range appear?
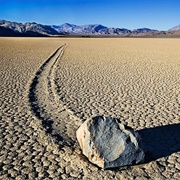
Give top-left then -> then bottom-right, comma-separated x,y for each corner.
0,20 -> 180,37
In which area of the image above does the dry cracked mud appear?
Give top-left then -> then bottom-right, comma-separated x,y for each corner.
0,38 -> 180,179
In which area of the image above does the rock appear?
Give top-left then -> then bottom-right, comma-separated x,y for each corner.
76,116 -> 145,169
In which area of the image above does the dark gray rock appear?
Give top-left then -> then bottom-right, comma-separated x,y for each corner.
76,116 -> 145,169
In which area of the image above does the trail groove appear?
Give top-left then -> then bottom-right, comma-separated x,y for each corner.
28,44 -> 81,146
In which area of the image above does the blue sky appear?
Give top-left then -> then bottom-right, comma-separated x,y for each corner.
0,0 -> 180,30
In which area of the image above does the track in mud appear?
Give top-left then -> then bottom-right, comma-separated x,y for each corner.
28,44 -> 81,147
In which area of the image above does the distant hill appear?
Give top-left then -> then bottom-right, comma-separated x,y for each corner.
132,28 -> 158,34
0,20 -> 62,36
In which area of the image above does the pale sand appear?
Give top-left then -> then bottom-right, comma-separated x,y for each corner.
0,37 -> 180,179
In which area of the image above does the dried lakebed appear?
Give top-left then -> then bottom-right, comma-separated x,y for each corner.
0,38 -> 180,179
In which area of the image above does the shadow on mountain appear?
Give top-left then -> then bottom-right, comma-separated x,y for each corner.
137,123 -> 180,162
0,26 -> 20,36
0,26 -> 48,37
23,31 -> 48,37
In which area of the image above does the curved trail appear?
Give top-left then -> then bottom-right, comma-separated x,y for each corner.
28,44 -> 81,147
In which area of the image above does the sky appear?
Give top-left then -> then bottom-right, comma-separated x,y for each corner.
0,0 -> 180,30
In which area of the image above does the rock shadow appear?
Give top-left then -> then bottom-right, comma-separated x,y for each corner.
137,123 -> 180,162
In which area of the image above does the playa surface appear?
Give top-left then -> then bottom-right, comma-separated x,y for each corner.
0,37 -> 180,179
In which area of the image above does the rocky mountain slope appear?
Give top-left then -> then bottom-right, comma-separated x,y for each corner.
167,24 -> 180,36
168,24 -> 180,31
0,20 -> 60,36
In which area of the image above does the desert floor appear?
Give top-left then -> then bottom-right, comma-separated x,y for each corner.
0,37 -> 180,179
